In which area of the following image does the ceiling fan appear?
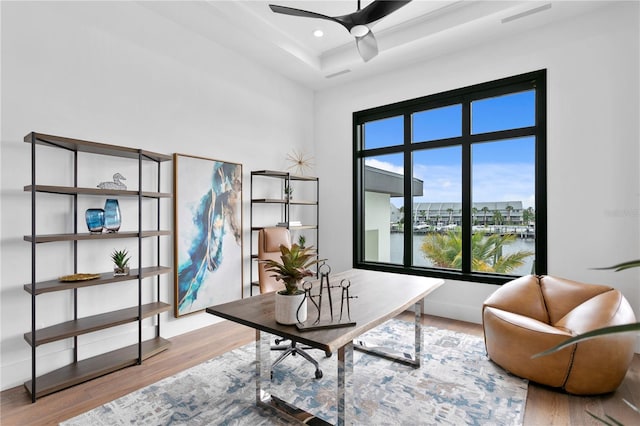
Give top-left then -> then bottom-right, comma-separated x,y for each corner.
268,1 -> 412,62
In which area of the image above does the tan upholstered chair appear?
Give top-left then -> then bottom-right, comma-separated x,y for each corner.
257,227 -> 323,379
483,275 -> 636,395
258,226 -> 292,294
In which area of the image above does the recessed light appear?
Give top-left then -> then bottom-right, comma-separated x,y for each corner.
313,29 -> 324,38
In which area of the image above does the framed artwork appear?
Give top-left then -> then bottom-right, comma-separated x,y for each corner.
173,154 -> 243,317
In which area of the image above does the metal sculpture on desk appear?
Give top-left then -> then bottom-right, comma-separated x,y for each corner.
339,279 -> 358,322
296,262 -> 357,331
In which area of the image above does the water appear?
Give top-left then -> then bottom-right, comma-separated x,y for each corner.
389,232 -> 536,276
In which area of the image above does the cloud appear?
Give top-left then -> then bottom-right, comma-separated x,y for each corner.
473,162 -> 535,208
411,162 -> 535,208
365,158 -> 404,175
366,158 -> 535,209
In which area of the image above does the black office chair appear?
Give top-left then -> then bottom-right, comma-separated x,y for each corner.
258,227 -> 323,379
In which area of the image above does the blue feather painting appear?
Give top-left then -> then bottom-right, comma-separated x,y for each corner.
174,154 -> 242,317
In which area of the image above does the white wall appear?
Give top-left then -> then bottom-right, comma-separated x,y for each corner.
1,0 -> 639,393
315,2 -> 639,335
364,191 -> 391,262
0,1 -> 314,390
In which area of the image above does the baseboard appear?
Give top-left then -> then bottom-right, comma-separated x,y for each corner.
422,298 -> 483,325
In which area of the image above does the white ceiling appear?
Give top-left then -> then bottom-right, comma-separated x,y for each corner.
139,1 -> 611,90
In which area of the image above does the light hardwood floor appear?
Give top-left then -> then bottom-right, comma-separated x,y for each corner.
1,314 -> 638,425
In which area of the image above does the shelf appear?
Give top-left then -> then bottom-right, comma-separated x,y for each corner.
251,170 -> 318,181
289,200 -> 318,206
24,336 -> 171,399
24,230 -> 171,243
252,198 -> 317,205
24,131 -> 172,402
24,302 -> 171,346
24,132 -> 171,163
251,225 -> 317,231
24,266 -> 172,295
24,185 -> 171,199
250,170 -> 319,296
251,198 -> 286,204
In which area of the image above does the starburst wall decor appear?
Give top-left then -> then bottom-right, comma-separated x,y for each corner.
286,149 -> 314,175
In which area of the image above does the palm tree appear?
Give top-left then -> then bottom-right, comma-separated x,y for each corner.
472,207 -> 478,225
505,205 -> 513,225
481,206 -> 489,225
420,230 -> 462,268
492,210 -> 503,226
447,208 -> 454,225
523,207 -> 535,224
420,229 -> 533,273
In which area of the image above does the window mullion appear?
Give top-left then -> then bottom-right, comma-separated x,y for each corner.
404,113 -> 412,267
461,101 -> 472,273
352,123 -> 363,267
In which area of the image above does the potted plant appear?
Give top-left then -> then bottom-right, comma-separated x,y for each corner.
284,184 -> 293,201
260,243 -> 324,324
111,248 -> 130,276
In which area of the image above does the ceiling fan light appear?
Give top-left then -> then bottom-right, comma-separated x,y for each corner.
350,24 -> 370,37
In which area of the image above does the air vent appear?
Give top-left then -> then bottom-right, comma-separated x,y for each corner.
502,3 -> 552,24
325,69 -> 351,79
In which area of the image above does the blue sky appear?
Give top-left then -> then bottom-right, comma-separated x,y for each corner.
364,90 -> 536,208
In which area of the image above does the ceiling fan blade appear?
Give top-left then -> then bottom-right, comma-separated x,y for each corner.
354,0 -> 412,25
355,30 -> 378,62
269,4 -> 336,23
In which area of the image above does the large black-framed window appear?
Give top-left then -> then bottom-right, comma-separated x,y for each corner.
353,70 -> 547,285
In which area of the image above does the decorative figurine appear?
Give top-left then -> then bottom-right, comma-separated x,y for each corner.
285,149 -> 314,176
97,172 -> 127,190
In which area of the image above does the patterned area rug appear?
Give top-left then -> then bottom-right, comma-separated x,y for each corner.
62,319 -> 527,425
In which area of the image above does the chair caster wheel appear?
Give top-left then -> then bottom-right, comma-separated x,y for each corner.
315,370 -> 323,379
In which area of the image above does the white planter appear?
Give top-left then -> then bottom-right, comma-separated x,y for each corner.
275,291 -> 307,325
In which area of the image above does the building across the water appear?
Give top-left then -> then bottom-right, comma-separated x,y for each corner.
410,201 -> 528,226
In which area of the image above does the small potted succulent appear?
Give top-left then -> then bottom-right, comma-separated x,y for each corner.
284,185 -> 293,201
260,244 -> 324,324
111,248 -> 130,276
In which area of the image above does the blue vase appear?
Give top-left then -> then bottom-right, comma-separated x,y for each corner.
85,208 -> 105,234
103,199 -> 121,233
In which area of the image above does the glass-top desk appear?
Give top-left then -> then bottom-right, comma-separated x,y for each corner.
207,269 -> 444,425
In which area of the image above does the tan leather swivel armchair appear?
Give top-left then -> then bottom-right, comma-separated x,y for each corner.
257,227 -> 323,379
483,275 -> 636,395
258,226 -> 292,294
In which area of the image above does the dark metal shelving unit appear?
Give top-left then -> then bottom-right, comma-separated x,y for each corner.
249,170 -> 319,296
24,132 -> 172,401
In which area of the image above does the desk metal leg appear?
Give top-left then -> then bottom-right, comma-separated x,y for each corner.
414,300 -> 423,368
353,300 -> 423,368
337,342 -> 354,426
256,330 -> 332,425
256,330 -> 271,404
